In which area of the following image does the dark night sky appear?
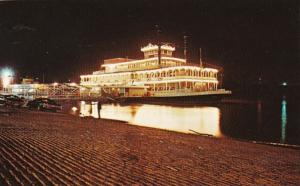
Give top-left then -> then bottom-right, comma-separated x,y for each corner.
0,0 -> 298,86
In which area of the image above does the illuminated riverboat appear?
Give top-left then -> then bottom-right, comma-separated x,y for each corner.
80,43 -> 231,103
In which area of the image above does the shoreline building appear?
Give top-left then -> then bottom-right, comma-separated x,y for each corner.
3,79 -> 80,100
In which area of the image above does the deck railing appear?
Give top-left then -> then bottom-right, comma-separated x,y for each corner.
152,89 -> 231,97
132,76 -> 217,84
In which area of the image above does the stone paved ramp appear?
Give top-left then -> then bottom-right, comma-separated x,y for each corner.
0,110 -> 299,185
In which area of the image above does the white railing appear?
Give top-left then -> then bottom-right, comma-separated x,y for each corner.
152,89 -> 231,97
133,76 -> 217,84
92,70 -> 105,75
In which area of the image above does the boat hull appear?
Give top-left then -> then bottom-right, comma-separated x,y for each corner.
116,92 -> 231,105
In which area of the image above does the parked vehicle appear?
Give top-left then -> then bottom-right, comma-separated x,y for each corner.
0,95 -> 6,107
27,98 -> 62,112
0,94 -> 25,108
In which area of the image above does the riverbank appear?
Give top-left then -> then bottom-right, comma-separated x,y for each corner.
0,109 -> 299,185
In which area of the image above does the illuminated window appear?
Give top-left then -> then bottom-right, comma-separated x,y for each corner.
155,72 -> 160,78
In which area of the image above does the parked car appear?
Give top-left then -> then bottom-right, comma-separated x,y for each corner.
0,95 -> 6,107
27,98 -> 62,112
0,94 -> 25,108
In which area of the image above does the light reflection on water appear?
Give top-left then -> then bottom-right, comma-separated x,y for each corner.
80,102 -> 222,137
256,100 -> 262,133
75,94 -> 299,145
281,98 -> 287,143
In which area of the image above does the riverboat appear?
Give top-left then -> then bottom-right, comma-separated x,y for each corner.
80,43 -> 231,103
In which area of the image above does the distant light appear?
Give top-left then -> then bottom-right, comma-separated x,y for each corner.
282,82 -> 287,86
1,67 -> 14,78
53,82 -> 58,86
70,82 -> 77,86
1,67 -> 14,88
71,107 -> 78,112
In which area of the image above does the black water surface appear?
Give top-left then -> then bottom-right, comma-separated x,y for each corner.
76,86 -> 300,145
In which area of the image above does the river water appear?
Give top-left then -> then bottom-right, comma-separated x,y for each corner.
74,88 -> 300,145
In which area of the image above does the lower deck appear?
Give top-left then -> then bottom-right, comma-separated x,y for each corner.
81,79 -> 220,98
116,89 -> 232,104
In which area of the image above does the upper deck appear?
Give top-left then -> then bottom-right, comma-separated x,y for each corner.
95,43 -> 186,74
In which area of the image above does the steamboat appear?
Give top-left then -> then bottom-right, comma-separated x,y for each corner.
80,43 -> 231,103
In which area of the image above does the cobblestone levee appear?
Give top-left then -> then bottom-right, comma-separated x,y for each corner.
0,109 -> 299,185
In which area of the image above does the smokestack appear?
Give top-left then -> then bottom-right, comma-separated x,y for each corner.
199,48 -> 203,68
156,25 -> 161,67
184,35 -> 187,61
